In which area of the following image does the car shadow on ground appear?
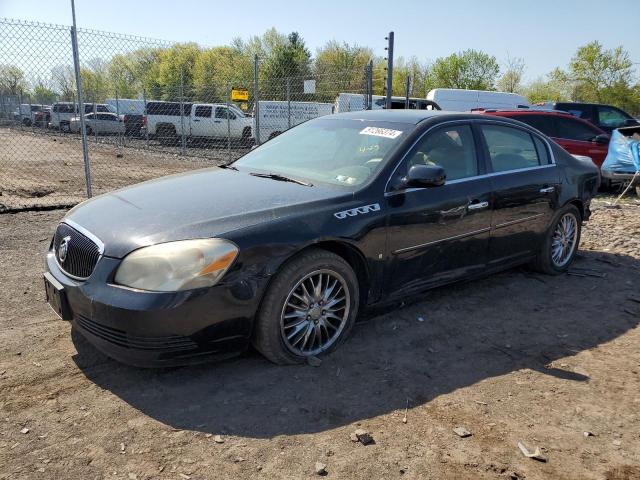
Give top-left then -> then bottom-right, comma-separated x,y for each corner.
71,250 -> 640,439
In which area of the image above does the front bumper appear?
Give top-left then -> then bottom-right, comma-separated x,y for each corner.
46,251 -> 266,367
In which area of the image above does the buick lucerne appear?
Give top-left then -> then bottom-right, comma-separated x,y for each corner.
44,111 -> 600,367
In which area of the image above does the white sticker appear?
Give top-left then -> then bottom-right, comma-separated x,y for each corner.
359,126 -> 403,139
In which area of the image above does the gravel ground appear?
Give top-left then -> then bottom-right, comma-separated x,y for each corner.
1,199 -> 640,479
0,126 -> 248,211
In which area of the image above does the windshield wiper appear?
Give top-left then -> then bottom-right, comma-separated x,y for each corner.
249,172 -> 313,187
218,163 -> 238,171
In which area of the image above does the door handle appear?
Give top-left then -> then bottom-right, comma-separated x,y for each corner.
193,119 -> 200,122
214,120 -> 222,123
540,186 -> 555,193
468,201 -> 489,211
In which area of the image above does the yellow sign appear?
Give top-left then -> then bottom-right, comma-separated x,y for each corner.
231,88 -> 249,101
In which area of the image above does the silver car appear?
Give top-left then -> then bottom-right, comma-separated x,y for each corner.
70,112 -> 125,135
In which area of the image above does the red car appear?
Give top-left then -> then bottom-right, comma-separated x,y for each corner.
478,110 -> 610,169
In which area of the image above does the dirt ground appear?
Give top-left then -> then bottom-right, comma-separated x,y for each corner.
0,126 -> 246,211
1,196 -> 640,480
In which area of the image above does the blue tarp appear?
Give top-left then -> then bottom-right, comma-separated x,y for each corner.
602,129 -> 640,173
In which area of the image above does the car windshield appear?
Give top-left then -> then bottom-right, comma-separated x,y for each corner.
234,118 -> 412,187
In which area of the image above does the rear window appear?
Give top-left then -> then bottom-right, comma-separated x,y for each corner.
53,103 -> 75,113
146,102 -> 192,116
480,124 -> 544,172
513,115 -> 557,137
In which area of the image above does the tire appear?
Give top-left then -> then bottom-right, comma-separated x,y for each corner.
22,118 -> 32,127
60,122 -> 70,133
636,186 -> 640,198
253,248 -> 360,365
531,204 -> 582,275
157,125 -> 178,146
268,131 -> 282,140
85,126 -> 92,136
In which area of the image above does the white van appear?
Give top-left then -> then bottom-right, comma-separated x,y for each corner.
426,89 -> 529,111
254,101 -> 333,142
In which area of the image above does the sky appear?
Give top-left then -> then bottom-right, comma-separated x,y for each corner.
1,0 -> 639,82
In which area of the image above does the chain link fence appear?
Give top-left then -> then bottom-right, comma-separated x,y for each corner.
0,18 -> 376,212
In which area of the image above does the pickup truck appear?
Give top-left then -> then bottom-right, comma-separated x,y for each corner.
145,101 -> 253,145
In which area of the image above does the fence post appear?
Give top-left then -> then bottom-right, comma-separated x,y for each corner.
286,77 -> 291,129
226,84 -> 232,162
142,88 -> 149,149
253,54 -> 260,145
385,31 -> 394,110
179,70 -> 186,156
70,0 -> 92,198
115,87 -> 123,151
405,75 -> 410,109
367,61 -> 373,110
93,99 -> 97,143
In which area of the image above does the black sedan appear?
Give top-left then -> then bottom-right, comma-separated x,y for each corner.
44,111 -> 600,367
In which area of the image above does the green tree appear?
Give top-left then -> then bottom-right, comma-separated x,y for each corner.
156,43 -> 201,100
31,77 -> 57,104
260,32 -> 311,99
80,58 -> 110,102
569,41 -> 633,102
314,41 -> 372,100
428,49 -> 499,90
0,65 -> 27,95
193,45 -> 252,101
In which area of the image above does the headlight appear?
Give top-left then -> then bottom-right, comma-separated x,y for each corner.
114,239 -> 238,292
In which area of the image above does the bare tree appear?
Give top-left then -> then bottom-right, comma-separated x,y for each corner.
497,54 -> 525,93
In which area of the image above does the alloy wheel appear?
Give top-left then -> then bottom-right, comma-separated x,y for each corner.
551,212 -> 578,267
280,269 -> 350,356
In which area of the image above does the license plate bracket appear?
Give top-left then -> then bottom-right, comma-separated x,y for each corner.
44,272 -> 72,321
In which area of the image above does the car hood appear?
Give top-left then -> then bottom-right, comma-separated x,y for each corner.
64,168 -> 349,258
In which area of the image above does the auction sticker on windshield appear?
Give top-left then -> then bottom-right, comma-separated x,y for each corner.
359,126 -> 403,139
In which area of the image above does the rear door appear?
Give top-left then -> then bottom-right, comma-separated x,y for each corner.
385,122 -> 493,295
477,122 -> 560,267
191,105 -> 214,138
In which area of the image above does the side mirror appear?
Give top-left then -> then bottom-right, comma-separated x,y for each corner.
402,164 -> 446,188
592,133 -> 610,145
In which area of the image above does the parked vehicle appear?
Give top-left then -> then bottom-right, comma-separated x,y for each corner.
105,98 -> 145,136
32,107 -> 51,127
426,88 -> 529,111
334,93 -> 440,113
538,102 -> 640,133
43,110 -> 599,367
255,100 -> 333,141
13,104 -> 45,126
478,110 -> 610,169
145,101 -> 253,145
69,112 -> 125,135
50,103 -> 113,131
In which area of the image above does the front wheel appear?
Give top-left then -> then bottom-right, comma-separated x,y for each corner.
531,205 -> 581,275
253,249 -> 360,365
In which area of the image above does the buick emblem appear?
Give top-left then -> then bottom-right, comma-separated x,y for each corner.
58,236 -> 71,263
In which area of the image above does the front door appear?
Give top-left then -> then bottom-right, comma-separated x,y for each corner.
191,105 -> 215,139
385,123 -> 493,296
477,122 -> 561,267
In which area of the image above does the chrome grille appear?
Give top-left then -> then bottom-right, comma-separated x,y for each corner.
53,223 -> 101,279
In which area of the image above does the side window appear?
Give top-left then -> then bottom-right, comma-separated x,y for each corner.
533,136 -> 551,165
480,125 -> 541,172
194,105 -> 212,118
403,124 -> 478,181
597,106 -> 630,129
557,104 -> 595,122
85,113 -> 95,120
515,115 -> 558,137
215,107 -> 236,119
84,105 -> 94,114
555,117 -> 600,141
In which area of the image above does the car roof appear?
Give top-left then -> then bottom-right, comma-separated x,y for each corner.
480,110 -> 577,118
328,110 -> 480,125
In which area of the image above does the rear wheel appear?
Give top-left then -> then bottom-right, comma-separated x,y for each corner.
253,249 -> 359,365
531,204 -> 581,275
157,125 -> 178,145
85,126 -> 92,136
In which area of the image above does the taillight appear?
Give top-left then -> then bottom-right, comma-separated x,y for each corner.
142,116 -> 147,126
